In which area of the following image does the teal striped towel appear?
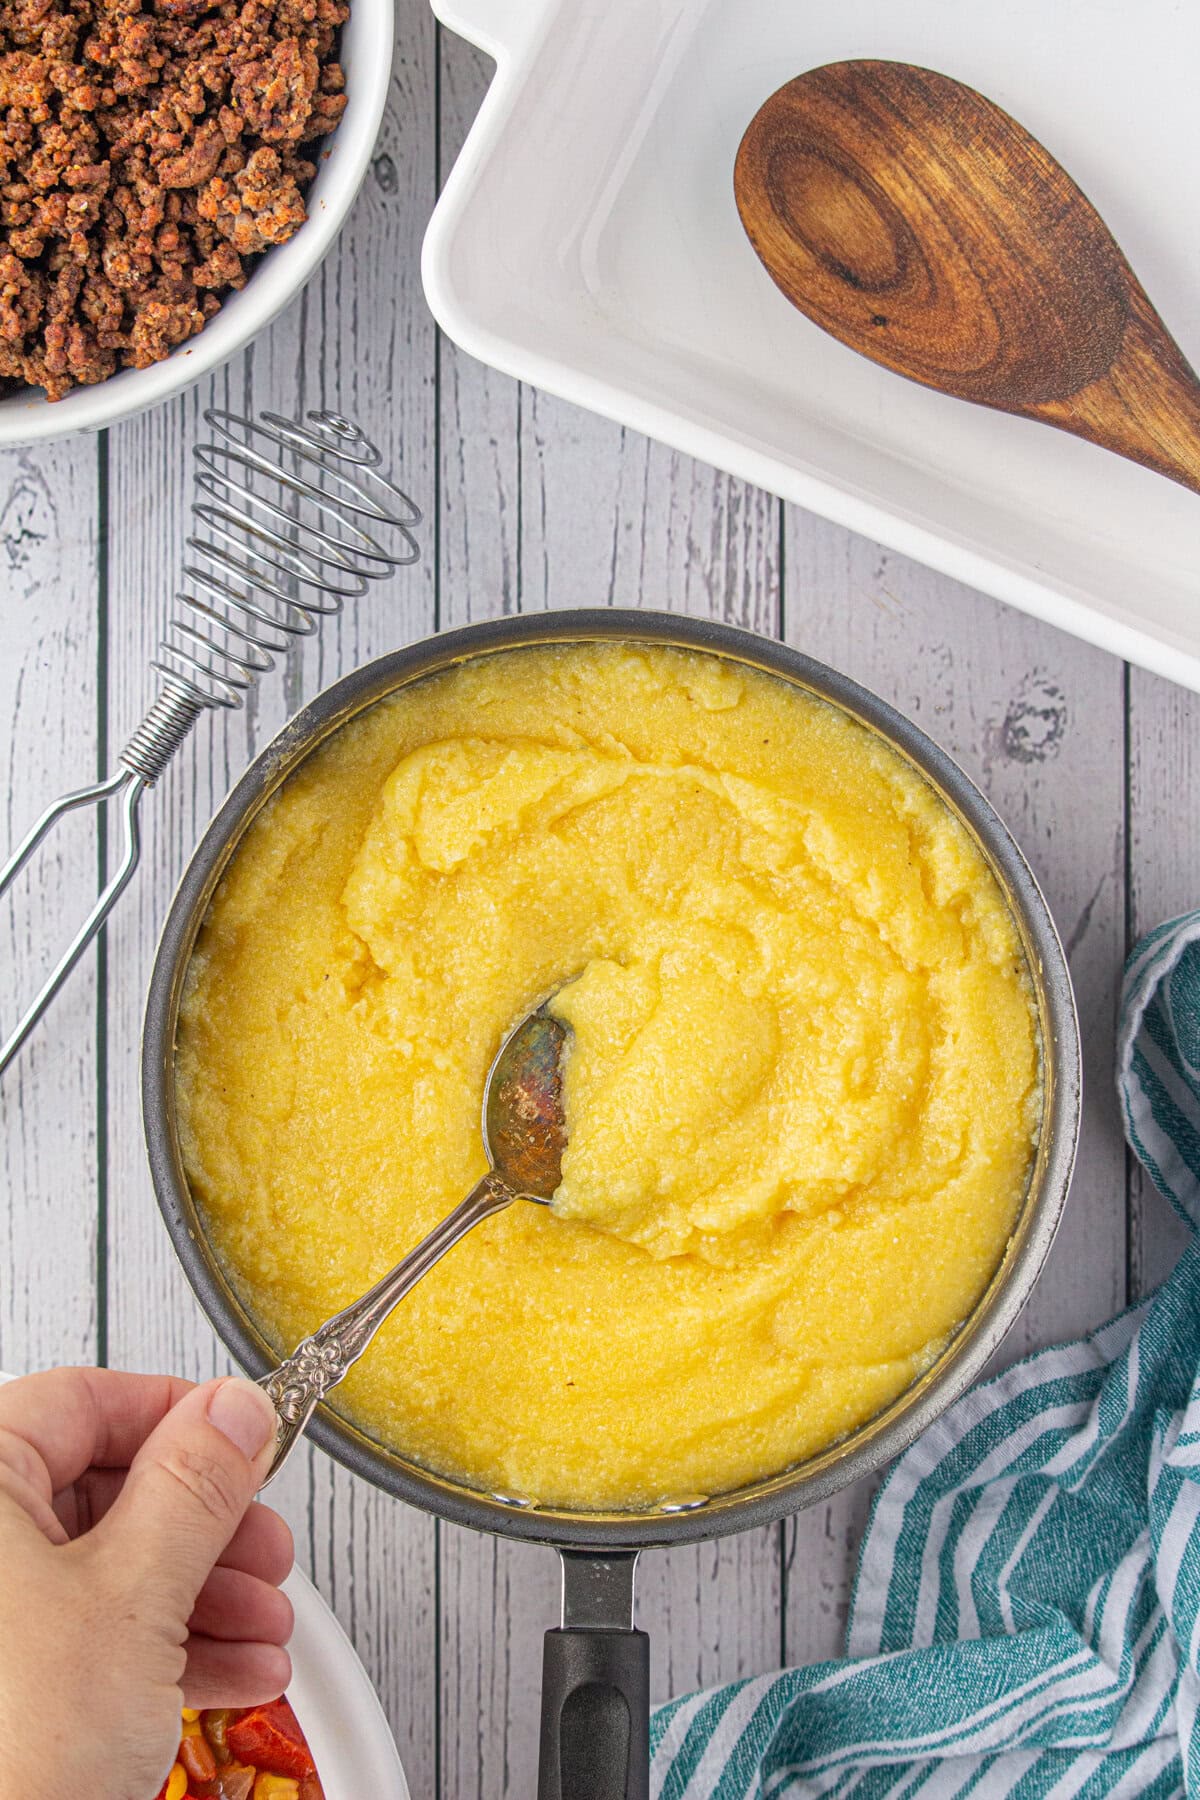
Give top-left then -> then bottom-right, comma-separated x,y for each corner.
652,909 -> 1200,1799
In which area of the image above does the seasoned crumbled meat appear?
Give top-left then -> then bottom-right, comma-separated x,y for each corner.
156,111 -> 223,184
197,143 -> 302,252
0,0 -> 348,396
230,36 -> 316,141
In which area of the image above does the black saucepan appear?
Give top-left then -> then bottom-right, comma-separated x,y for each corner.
143,611 -> 1081,1800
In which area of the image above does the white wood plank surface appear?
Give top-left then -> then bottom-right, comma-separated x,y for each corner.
435,53 -> 783,1781
779,515 -> 1129,1668
1127,668 -> 1200,1299
99,6 -> 440,1793
435,391 -> 784,1792
0,18 -> 1197,1800
0,439 -> 100,1376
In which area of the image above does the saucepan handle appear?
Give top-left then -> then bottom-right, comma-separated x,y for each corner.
538,1552 -> 649,1800
538,1628 -> 650,1800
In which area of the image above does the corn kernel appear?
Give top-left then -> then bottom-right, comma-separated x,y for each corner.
181,1707 -> 200,1722
165,1763 -> 188,1800
181,1717 -> 202,1738
252,1777 -> 300,1800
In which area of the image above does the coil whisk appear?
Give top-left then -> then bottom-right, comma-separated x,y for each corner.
121,409 -> 420,781
0,407 -> 421,1077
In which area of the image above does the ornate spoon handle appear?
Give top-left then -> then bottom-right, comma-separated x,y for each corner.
257,1172 -> 514,1485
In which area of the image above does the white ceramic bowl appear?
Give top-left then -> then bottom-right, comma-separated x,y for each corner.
285,1567 -> 410,1800
0,0 -> 394,446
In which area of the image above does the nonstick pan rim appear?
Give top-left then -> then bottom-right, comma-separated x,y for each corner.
143,609 -> 1081,1551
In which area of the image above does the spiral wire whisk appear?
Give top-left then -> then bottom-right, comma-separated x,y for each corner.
0,408 -> 421,1078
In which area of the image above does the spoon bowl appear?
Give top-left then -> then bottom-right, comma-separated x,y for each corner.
484,1007 -> 569,1201
734,60 -> 1200,494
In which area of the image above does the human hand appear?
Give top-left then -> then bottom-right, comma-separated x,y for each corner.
0,1367 -> 294,1799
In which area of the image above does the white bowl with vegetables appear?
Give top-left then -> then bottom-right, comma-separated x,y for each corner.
159,1567 -> 408,1800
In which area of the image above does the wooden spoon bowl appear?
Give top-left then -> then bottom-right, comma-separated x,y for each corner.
734,61 -> 1200,494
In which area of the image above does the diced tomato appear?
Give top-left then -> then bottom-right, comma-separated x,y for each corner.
226,1701 -> 315,1780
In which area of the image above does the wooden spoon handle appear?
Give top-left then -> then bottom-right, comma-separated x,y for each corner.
1029,286 -> 1200,495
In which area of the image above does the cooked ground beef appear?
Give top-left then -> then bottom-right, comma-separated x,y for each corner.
0,0 -> 348,398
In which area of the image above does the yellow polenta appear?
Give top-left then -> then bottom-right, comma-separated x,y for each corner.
177,642 -> 1040,1509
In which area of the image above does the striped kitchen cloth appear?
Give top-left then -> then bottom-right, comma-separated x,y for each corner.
651,907 -> 1200,1799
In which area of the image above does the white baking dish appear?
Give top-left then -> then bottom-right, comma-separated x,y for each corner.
422,0 -> 1200,692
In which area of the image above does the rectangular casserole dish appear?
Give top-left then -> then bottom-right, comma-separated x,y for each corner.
423,0 -> 1200,691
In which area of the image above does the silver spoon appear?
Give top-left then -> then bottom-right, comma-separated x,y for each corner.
257,1005 -> 569,1483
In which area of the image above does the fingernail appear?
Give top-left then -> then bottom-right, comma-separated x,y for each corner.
208,1378 -> 276,1460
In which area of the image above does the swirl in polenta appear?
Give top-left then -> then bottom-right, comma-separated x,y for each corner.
177,642 -> 1040,1509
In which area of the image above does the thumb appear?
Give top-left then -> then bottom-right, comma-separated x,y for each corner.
99,1377 -> 278,1620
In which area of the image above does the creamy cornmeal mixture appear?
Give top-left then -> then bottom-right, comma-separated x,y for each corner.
177,643 -> 1040,1509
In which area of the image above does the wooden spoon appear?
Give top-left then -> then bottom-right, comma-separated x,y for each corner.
734,60 -> 1200,495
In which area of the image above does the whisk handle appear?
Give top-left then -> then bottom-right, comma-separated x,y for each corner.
0,688 -> 201,1079
120,687 -> 205,784
0,409 -> 419,1081
0,771 -> 145,1079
